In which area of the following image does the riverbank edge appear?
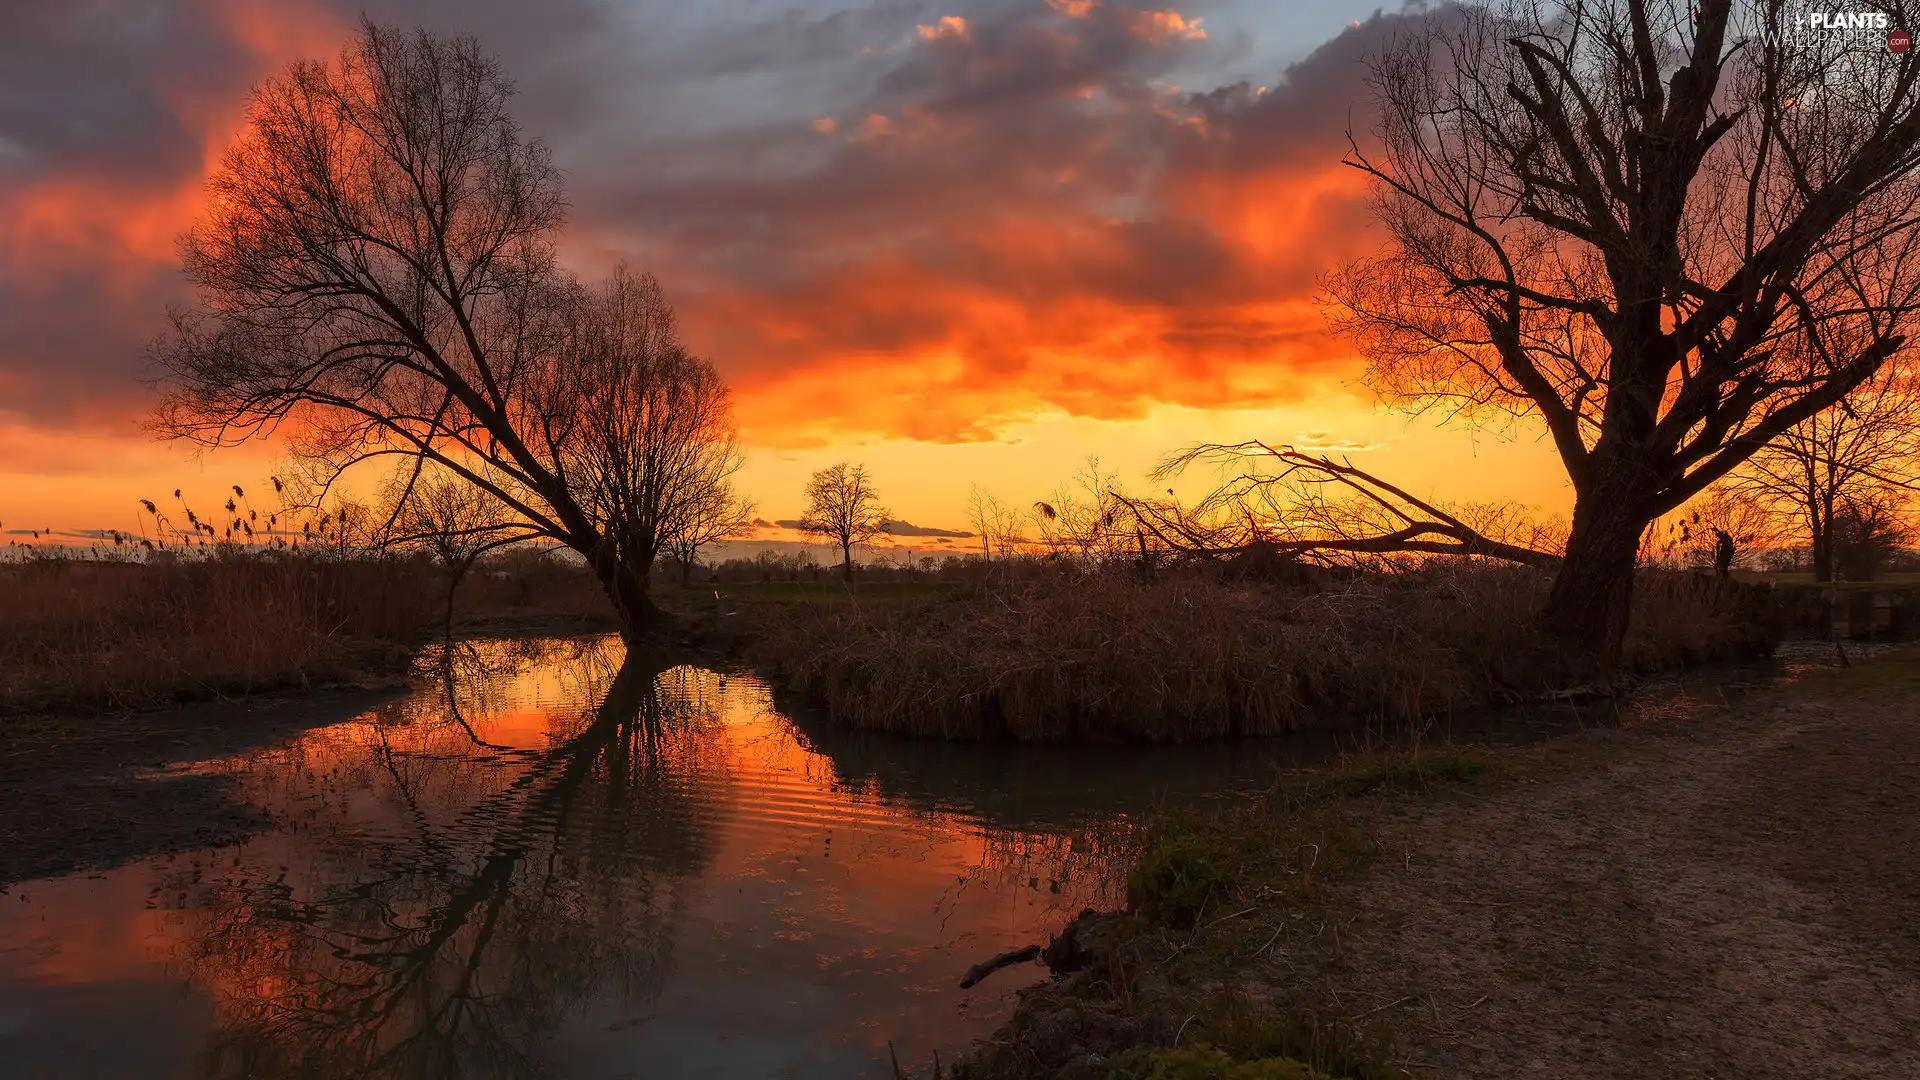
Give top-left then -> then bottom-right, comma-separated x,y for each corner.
0,612 -> 623,888
941,646 -> 1920,1080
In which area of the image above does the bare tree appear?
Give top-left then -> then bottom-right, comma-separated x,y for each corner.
1730,360 -> 1920,580
664,482 -> 754,585
552,267 -> 749,604
1832,495 -> 1913,580
965,485 -> 1025,561
152,23 -> 744,640
385,468 -> 518,634
966,486 -> 999,559
1327,0 -> 1920,654
799,463 -> 890,582
1030,458 -> 1133,560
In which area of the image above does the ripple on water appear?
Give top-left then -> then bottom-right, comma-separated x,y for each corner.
0,637 -> 1138,1080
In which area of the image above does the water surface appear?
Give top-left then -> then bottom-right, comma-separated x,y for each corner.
1,633 -> 1721,1079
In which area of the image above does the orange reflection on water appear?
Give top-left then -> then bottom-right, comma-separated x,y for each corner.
0,637 -> 1131,1079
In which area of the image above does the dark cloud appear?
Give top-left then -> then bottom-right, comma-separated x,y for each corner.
770,518 -> 973,538
879,518 -> 974,537
0,0 -> 1439,448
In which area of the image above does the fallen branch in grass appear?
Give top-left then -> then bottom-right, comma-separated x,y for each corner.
1121,440 -> 1561,569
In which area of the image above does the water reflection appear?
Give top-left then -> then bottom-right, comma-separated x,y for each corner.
179,649 -> 721,1079
0,638 -> 1143,1080
0,637 -> 1806,1079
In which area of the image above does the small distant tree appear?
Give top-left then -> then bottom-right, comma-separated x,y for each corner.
1732,362 -> 1920,581
965,485 -> 1024,560
387,470 -> 523,634
1833,497 -> 1912,581
800,463 -> 891,582
1030,458 -> 1131,560
664,482 -> 754,585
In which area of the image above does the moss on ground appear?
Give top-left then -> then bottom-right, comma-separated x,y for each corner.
945,746 -> 1514,1080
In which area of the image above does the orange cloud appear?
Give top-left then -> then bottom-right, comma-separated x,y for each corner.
611,5 -> 1406,446
3,0 -> 1453,532
916,16 -> 974,42
0,0 -> 348,424
1128,10 -> 1206,43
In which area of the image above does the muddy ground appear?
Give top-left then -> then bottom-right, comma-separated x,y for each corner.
0,689 -> 399,887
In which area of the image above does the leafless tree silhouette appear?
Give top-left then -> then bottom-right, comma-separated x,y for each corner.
663,480 -> 754,585
385,468 -> 521,635
800,463 -> 891,582
1328,0 -> 1920,653
1731,359 -> 1919,579
153,23 -> 742,640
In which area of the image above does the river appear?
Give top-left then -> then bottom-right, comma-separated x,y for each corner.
0,633 -> 1644,1079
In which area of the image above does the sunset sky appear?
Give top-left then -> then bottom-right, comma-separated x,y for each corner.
0,0 -> 1572,544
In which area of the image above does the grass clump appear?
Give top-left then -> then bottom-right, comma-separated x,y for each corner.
1128,833 -> 1237,928
952,744 -> 1488,1080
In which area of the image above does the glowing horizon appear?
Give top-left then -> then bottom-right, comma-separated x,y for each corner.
0,1 -> 1576,543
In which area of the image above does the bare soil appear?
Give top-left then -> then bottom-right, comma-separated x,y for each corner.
1321,655 -> 1920,1078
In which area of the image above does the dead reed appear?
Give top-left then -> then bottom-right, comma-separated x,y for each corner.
0,549 -> 439,711
750,563 -> 1763,741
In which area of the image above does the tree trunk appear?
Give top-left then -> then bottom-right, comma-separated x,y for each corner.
592,555 -> 664,641
1540,484 -> 1648,660
841,540 -> 853,583
444,555 -> 477,641
1811,497 -> 1835,583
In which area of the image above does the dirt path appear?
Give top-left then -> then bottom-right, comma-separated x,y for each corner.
1322,658 -> 1920,1079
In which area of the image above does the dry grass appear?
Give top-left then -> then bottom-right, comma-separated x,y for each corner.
750,563 -> 1765,741
0,551 -> 438,711
0,541 -> 624,713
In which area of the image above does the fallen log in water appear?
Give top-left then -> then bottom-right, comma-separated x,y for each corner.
958,943 -> 1042,988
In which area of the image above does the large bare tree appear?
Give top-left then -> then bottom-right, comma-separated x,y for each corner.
152,23 -> 743,639
1329,0 -> 1920,653
799,463 -> 891,582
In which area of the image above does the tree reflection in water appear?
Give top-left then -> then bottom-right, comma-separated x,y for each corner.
174,643 -> 731,1080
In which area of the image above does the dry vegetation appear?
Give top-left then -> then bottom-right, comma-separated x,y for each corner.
0,547 -> 612,712
750,563 -> 1771,741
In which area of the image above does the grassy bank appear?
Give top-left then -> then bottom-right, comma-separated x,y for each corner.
943,744 -> 1515,1080
749,564 -> 1770,741
946,647 -> 1920,1080
0,548 -> 613,712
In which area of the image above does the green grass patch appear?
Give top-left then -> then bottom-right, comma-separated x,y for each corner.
954,744 -> 1495,1078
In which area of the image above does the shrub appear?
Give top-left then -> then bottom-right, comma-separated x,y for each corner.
1127,833 -> 1235,928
